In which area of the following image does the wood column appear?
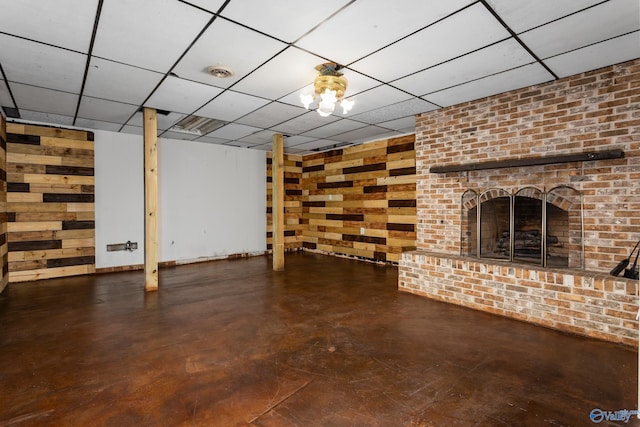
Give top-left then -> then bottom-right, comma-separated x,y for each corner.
271,134 -> 284,271
143,108 -> 159,291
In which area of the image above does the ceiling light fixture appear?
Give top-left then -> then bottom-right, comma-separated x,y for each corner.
300,62 -> 354,117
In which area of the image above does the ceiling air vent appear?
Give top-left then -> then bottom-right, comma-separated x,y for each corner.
2,106 -> 20,118
169,115 -> 226,137
207,66 -> 234,79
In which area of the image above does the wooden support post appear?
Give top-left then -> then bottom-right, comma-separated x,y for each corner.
272,133 -> 285,271
143,108 -> 159,291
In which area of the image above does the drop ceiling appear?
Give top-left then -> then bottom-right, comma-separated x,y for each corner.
0,0 -> 638,154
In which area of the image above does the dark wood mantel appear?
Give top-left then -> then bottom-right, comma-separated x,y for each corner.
430,149 -> 625,174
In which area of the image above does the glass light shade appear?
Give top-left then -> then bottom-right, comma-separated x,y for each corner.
340,98 -> 354,114
300,93 -> 314,110
317,89 -> 337,117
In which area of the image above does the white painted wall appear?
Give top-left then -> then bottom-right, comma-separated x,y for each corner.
158,138 -> 266,263
94,130 -> 145,269
94,130 -> 266,269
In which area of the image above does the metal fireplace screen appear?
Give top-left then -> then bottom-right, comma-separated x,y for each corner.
461,186 -> 583,268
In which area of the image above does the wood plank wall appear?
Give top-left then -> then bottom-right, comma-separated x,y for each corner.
266,153 -> 303,251
302,135 -> 416,263
0,115 -> 8,292
5,123 -> 95,282
266,135 -> 417,264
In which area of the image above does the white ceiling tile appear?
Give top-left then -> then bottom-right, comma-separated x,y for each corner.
236,102 -> 307,128
182,0 -> 226,13
485,0 -> 603,33
333,126 -> 399,144
283,135 -> 316,148
11,83 -> 78,117
18,110 -> 75,127
237,130 -> 275,145
195,135 -> 233,145
145,76 -> 223,114
160,130 -> 200,141
126,110 -> 187,131
295,0 -> 474,65
77,96 -> 139,124
425,63 -> 554,107
206,123 -> 262,139
173,18 -> 287,88
302,119 -> 368,139
220,0 -> 351,43
84,57 -> 164,105
232,47 -> 328,100
0,79 -> 14,108
92,0 -> 212,72
0,0 -> 99,52
270,111 -> 341,135
348,85 -> 412,115
74,118 -> 123,132
120,125 -> 143,136
393,39 -> 534,96
377,116 -> 416,132
520,1 -> 640,59
545,33 -> 640,78
250,144 -> 273,152
196,90 -> 270,121
340,70 -> 383,97
350,98 -> 437,124
0,35 -> 86,93
351,3 -> 510,82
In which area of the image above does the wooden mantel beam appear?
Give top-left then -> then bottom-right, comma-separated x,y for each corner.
430,149 -> 625,174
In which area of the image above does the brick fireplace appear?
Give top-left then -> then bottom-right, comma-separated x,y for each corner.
399,59 -> 640,346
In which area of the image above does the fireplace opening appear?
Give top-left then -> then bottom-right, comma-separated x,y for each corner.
461,186 -> 583,268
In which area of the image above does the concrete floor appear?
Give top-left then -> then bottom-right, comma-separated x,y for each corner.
0,252 -> 637,426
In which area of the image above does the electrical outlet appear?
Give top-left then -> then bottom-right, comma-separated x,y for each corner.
360,227 -> 365,235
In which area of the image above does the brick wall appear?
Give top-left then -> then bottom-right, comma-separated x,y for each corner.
400,252 -> 638,346
400,59 -> 640,346
414,59 -> 640,270
6,123 -> 95,282
0,115 -> 7,292
266,152 -> 304,251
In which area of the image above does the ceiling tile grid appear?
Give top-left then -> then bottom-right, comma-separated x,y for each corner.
0,0 -> 637,154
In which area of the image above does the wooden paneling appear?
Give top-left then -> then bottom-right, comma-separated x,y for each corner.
0,115 -> 8,292
300,135 -> 416,263
266,134 -> 417,264
6,122 -> 95,282
266,153 -> 303,252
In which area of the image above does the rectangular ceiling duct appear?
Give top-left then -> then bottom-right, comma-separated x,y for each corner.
169,115 -> 226,136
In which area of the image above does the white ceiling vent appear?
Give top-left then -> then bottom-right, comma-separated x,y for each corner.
207,66 -> 234,78
169,115 -> 226,136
